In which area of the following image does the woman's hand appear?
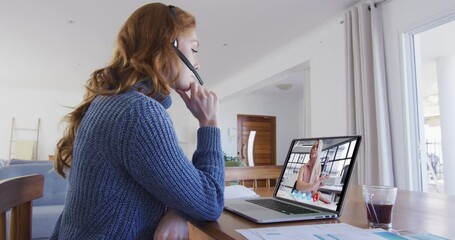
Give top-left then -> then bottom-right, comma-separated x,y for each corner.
176,82 -> 218,127
318,175 -> 329,186
310,175 -> 328,191
153,209 -> 189,240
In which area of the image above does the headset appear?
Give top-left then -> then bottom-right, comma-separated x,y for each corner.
169,5 -> 204,86
172,39 -> 204,86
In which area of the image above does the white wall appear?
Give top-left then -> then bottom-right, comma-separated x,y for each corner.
0,87 -> 82,160
213,14 -> 348,138
219,94 -> 302,165
381,0 -> 455,190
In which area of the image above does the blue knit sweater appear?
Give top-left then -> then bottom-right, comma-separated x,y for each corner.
50,85 -> 224,239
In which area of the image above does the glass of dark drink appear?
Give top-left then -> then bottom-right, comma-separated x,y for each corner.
361,185 -> 397,230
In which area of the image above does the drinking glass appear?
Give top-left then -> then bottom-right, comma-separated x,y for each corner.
362,185 -> 397,230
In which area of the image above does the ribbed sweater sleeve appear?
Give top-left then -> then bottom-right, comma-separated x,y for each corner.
122,98 -> 224,221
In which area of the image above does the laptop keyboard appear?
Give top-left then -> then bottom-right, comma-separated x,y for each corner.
246,199 -> 317,215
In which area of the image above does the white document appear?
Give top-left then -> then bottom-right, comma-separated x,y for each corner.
224,185 -> 260,200
236,223 -> 406,240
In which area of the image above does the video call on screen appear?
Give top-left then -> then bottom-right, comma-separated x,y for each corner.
276,137 -> 359,211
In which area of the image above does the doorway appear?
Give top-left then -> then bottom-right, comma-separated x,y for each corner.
407,19 -> 455,193
237,114 -> 276,166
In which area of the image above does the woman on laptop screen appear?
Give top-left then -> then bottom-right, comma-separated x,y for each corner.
295,140 -> 331,204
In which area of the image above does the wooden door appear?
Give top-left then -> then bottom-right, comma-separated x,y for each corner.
237,114 -> 276,166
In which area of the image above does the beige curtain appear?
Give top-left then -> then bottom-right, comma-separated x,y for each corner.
345,1 -> 395,186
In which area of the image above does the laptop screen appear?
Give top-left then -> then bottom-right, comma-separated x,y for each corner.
275,136 -> 361,212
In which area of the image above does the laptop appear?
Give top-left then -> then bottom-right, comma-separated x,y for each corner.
224,135 -> 362,223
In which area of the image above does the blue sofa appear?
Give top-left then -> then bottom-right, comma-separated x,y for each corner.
0,160 -> 67,239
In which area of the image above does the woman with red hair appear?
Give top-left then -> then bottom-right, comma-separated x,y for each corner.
51,3 -> 223,239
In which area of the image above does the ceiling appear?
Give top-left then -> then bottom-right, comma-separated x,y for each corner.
0,0 -> 362,98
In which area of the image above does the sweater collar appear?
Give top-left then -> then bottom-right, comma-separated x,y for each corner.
134,81 -> 172,109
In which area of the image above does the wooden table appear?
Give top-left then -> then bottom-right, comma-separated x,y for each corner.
188,185 -> 455,239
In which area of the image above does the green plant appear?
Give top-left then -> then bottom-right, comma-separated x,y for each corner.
223,152 -> 246,167
223,152 -> 240,162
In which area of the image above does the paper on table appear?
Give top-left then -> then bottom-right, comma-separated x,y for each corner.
224,185 -> 260,199
237,223 -> 407,240
404,232 -> 450,240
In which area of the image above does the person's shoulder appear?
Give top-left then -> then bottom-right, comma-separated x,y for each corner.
125,91 -> 171,122
115,90 -> 163,109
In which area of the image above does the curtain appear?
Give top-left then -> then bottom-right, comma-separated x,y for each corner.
346,1 -> 395,186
